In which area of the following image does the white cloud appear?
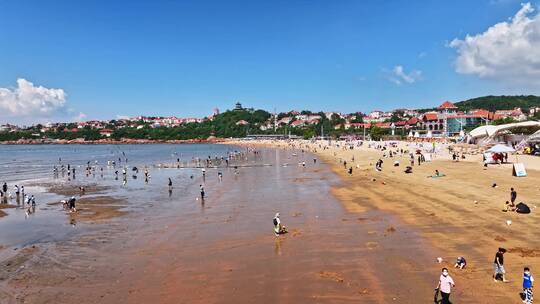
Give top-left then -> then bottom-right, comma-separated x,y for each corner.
450,3 -> 540,85
386,65 -> 422,85
0,78 -> 67,118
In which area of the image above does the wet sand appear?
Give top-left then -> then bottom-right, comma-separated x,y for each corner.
242,139 -> 540,303
0,147 -> 444,303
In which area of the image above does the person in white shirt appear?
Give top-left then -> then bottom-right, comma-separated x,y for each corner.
436,267 -> 455,304
273,213 -> 287,236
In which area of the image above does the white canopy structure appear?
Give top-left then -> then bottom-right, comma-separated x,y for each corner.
526,129 -> 540,143
486,144 -> 515,153
469,121 -> 540,145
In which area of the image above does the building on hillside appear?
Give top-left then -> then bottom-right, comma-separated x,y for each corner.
290,120 -> 305,128
277,117 -> 293,126
234,102 -> 243,111
236,120 -> 249,126
494,108 -> 527,121
368,110 -> 384,119
99,129 -> 114,137
324,112 -> 342,120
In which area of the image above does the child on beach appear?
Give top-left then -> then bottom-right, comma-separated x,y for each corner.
273,213 -> 287,236
493,248 -> 509,282
455,256 -> 466,269
523,267 -> 534,304
511,188 -> 517,204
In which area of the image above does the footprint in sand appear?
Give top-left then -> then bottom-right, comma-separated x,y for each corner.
318,271 -> 344,283
366,242 -> 379,250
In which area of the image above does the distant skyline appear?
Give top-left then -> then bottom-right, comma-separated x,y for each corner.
1,0 -> 539,124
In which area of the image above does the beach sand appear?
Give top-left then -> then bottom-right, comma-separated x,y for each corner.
238,139 -> 540,303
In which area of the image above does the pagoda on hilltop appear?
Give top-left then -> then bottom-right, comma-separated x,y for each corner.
234,102 -> 243,111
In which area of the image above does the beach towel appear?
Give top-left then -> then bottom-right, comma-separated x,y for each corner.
429,174 -> 446,178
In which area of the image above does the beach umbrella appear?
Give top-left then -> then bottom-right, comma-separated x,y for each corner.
414,131 -> 420,138
486,144 -> 515,153
408,131 -> 413,137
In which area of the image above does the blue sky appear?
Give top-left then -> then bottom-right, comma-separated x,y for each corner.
0,0 -> 536,123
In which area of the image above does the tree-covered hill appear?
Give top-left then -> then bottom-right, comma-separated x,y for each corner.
454,95 -> 540,112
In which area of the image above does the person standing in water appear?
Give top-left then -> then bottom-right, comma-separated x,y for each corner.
14,185 -> 20,202
168,178 -> 173,192
273,213 -> 287,236
199,185 -> 205,200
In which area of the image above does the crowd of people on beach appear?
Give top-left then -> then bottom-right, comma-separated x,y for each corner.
1,139 -> 536,303
0,181 -> 37,217
266,138 -> 536,303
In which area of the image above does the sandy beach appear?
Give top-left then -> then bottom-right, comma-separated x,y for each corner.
0,141 -> 538,303
234,139 -> 540,303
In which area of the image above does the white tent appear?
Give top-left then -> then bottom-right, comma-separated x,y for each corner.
486,144 -> 515,153
470,121 -> 540,139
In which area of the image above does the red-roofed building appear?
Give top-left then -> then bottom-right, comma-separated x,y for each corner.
406,117 -> 419,127
290,120 -> 305,127
438,101 -> 458,111
421,112 -> 444,132
236,120 -> 249,126
99,129 -> 114,137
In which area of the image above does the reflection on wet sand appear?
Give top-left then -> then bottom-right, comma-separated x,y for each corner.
1,145 -> 438,303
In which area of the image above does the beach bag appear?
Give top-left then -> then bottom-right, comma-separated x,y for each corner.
516,203 -> 531,214
273,218 -> 278,226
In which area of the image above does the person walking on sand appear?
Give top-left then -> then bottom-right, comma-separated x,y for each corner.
523,267 -> 534,304
493,247 -> 509,282
435,267 -> 455,304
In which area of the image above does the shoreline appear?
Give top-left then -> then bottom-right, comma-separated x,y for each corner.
2,141 -> 540,302
0,144 -> 445,303
0,138 -> 226,145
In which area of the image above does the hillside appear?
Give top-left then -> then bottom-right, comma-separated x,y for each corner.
454,95 -> 540,112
